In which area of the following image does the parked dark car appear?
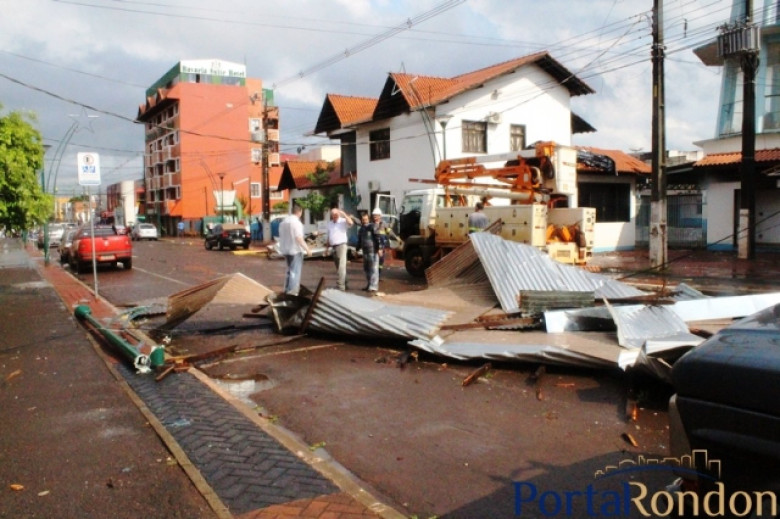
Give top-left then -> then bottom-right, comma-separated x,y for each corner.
668,302 -> 780,506
204,223 -> 250,250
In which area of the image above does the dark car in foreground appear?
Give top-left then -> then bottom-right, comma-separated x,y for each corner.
668,302 -> 780,512
204,223 -> 250,250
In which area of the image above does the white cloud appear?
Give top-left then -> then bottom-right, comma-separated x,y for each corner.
0,0 -> 735,191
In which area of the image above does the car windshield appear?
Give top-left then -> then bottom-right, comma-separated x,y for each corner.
78,227 -> 118,238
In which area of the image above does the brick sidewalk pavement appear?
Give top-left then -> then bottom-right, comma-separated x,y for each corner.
25,242 -> 405,519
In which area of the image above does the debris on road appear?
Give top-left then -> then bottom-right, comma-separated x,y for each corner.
462,362 -> 492,387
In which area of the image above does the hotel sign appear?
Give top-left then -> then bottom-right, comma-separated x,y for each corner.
180,59 -> 246,78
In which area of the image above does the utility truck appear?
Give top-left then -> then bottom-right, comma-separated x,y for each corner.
397,141 -> 596,277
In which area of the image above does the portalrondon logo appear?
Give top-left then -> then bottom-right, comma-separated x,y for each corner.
513,450 -> 777,517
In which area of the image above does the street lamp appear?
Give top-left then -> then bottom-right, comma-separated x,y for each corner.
437,114 -> 453,161
41,111 -> 97,265
218,173 -> 225,223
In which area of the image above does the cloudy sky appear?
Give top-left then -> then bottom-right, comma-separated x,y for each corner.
0,0 -> 737,194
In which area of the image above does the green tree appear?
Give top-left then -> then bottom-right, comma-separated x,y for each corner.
295,162 -> 346,220
0,107 -> 50,230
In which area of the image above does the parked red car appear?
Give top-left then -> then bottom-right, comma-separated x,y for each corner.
69,225 -> 133,273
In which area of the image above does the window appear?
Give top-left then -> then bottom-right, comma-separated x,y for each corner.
369,128 -> 390,161
251,148 -> 262,163
462,121 -> 487,153
578,183 -> 630,222
510,124 -> 526,151
249,118 -> 262,132
250,182 -> 261,198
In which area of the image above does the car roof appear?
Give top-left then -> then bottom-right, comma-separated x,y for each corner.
219,223 -> 246,230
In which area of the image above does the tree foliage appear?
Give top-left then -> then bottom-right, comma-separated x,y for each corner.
295,162 -> 346,220
0,106 -> 50,230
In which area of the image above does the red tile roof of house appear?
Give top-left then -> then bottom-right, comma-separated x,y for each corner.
314,95 -> 378,134
388,51 -> 594,111
576,146 -> 651,175
694,148 -> 780,167
328,95 -> 377,125
278,160 -> 348,191
315,51 -> 593,134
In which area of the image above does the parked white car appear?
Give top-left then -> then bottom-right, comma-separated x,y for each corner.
131,223 -> 159,241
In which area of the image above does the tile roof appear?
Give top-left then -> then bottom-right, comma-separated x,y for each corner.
328,95 -> 377,125
576,146 -> 651,175
388,51 -> 594,111
278,160 -> 348,191
315,51 -> 594,134
694,148 -> 780,167
314,95 -> 377,134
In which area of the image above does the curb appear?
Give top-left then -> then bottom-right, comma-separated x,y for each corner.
27,244 -> 406,519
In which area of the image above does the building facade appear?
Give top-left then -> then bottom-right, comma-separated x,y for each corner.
136,59 -> 284,236
688,0 -> 780,250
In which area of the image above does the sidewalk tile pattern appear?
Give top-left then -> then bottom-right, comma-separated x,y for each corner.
117,363 -> 339,515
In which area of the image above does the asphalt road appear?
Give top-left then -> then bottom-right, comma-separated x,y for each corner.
56,239 -> 680,518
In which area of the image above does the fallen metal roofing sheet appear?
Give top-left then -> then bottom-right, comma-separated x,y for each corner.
306,289 -> 452,340
602,300 -> 705,354
469,233 -> 646,313
409,330 -> 621,369
544,292 -> 780,333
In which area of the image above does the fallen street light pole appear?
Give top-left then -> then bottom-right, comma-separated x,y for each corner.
74,305 -> 165,374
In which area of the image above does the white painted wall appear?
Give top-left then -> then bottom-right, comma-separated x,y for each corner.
118,180 -> 136,227
299,145 -> 341,162
579,173 -> 638,251
704,181 -> 738,249
354,63 -> 575,212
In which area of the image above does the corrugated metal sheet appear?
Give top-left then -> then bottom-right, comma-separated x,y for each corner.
166,273 -> 274,328
425,240 -> 489,287
604,300 -> 703,349
409,329 -> 621,369
469,232 -> 646,313
306,289 -> 452,340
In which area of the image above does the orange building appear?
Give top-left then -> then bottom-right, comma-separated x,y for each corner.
137,59 -> 285,236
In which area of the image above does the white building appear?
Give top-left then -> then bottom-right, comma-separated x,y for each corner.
313,52 -> 650,251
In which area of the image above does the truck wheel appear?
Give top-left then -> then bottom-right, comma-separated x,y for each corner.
123,258 -> 133,270
404,247 -> 427,277
205,240 -> 212,250
76,261 -> 88,274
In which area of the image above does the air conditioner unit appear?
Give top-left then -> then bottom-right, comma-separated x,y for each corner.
251,130 -> 265,143
486,112 -> 502,124
367,180 -> 380,191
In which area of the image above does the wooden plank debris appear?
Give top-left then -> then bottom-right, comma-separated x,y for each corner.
462,362 -> 492,387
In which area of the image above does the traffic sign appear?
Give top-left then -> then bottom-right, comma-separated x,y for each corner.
77,152 -> 101,186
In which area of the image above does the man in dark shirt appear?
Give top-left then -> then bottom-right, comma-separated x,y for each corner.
357,212 -> 381,292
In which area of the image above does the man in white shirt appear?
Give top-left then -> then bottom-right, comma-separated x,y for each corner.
326,208 -> 354,290
277,205 -> 310,295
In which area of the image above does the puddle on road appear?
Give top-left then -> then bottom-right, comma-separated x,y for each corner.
212,373 -> 276,406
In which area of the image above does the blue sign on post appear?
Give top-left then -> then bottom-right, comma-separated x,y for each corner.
77,152 -> 101,186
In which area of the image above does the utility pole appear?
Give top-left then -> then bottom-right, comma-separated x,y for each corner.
649,0 -> 667,270
260,91 -> 278,242
738,0 -> 759,259
261,102 -> 270,241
